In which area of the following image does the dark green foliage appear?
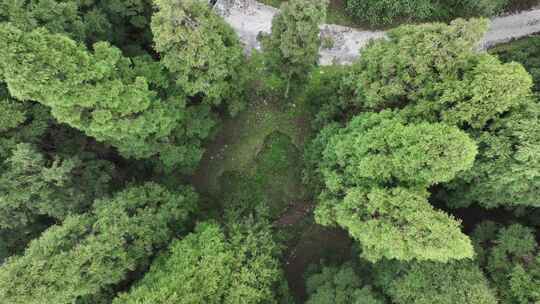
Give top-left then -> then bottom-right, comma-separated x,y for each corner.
0,183 -> 197,304
312,110 -> 476,262
0,143 -> 114,229
261,0 -> 327,97
473,223 -> 540,303
305,262 -> 385,304
491,36 -> 540,91
373,260 -> 498,304
0,24 -> 211,170
151,0 -> 246,115
0,90 -> 51,159
114,220 -> 285,303
0,0 -> 154,51
304,66 -> 358,129
345,0 -> 507,26
446,101 -> 540,208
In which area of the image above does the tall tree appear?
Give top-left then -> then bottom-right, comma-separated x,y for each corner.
340,18 -> 538,209
261,0 -> 327,98
0,24 -> 211,170
151,0 -> 246,115
113,219 -> 285,304
0,143 -> 114,230
311,110 -> 475,262
0,183 -> 197,304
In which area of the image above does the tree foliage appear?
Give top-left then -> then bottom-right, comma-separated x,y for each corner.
373,259 -> 498,304
0,183 -> 197,304
114,219 -> 284,304
311,110 -> 475,262
0,143 -> 114,229
473,222 -> 540,303
0,24 -> 211,169
261,0 -> 327,97
305,262 -> 384,304
151,0 -> 246,115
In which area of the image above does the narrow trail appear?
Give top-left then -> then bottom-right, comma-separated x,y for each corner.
214,0 -> 540,65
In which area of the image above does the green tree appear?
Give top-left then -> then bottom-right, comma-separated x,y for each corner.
312,111 -> 476,262
0,143 -> 114,230
0,84 -> 51,159
341,18 -> 538,209
151,0 -> 246,115
373,260 -> 498,304
0,183 -> 197,304
491,36 -> 540,91
0,24 -> 210,169
349,19 -> 531,129
113,219 -> 285,304
445,101 -> 540,208
305,262 -> 385,304
261,0 -> 327,98
473,223 -> 540,303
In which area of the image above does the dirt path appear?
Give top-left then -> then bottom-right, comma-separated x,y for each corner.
214,0 -> 540,65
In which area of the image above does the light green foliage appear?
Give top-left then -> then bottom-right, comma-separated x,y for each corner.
317,187 -> 473,262
114,220 -> 284,304
312,111 -> 476,262
319,111 -> 477,189
345,0 -> 507,26
261,0 -> 327,97
473,223 -> 540,303
305,262 -> 384,304
0,143 -> 113,229
0,183 -> 197,304
374,260 -> 498,304
151,0 -> 246,115
0,24 -> 210,169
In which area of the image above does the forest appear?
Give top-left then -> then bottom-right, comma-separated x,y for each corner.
0,0 -> 539,303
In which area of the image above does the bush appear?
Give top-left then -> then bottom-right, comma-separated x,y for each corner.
345,0 -> 508,26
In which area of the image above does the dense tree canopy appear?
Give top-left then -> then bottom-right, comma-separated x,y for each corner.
0,24 -> 213,169
473,222 -> 540,303
311,110 -> 475,262
0,0 -> 539,302
151,0 -> 246,115
305,262 -> 384,304
0,183 -> 197,304
0,143 -> 113,229
373,259 -> 498,304
114,219 -> 284,304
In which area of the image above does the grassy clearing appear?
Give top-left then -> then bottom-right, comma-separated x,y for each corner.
191,95 -> 312,217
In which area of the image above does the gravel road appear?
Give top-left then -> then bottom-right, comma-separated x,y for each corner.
214,0 -> 540,65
